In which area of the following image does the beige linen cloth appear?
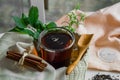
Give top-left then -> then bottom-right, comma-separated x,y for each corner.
0,32 -> 67,80
56,2 -> 120,72
85,2 -> 120,72
0,33 -> 87,80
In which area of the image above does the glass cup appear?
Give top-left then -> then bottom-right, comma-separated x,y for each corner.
38,27 -> 75,69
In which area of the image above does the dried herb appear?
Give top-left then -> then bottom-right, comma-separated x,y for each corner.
89,73 -> 120,80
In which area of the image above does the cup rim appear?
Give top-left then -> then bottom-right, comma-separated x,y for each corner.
38,27 -> 75,53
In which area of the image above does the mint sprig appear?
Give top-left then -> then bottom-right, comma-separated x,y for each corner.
10,6 -> 57,40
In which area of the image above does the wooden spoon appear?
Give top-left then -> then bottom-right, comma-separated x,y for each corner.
66,34 -> 93,75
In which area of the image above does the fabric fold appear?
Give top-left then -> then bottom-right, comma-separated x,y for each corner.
0,32 -> 87,80
56,2 -> 120,72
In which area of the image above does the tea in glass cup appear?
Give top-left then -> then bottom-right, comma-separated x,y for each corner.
38,27 -> 75,69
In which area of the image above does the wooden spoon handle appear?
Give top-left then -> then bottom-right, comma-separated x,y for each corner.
66,46 -> 88,75
66,34 -> 93,75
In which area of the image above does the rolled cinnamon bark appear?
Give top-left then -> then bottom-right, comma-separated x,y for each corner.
6,51 -> 47,72
7,51 -> 42,62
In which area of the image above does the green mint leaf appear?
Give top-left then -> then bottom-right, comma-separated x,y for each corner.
10,6 -> 60,40
33,32 -> 40,40
28,6 -> 39,26
9,26 -> 23,32
45,22 -> 57,29
9,27 -> 34,38
34,20 -> 44,31
20,28 -> 35,40
13,16 -> 26,28
22,13 -> 29,26
10,27 -> 38,40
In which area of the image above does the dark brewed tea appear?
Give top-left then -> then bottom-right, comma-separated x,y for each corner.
39,28 -> 75,69
42,32 -> 72,50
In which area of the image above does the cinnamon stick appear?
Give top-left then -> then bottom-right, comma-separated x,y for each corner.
7,51 -> 42,62
7,51 -> 41,66
6,55 -> 44,71
7,53 -> 46,69
6,51 -> 47,72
